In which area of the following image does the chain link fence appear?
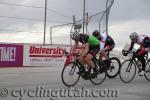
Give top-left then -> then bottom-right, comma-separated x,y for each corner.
50,0 -> 114,45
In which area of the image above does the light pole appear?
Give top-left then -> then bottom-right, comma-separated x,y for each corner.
43,0 -> 47,44
106,0 -> 109,35
83,0 -> 85,34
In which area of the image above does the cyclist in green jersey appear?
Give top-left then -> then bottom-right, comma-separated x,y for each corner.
71,30 -> 100,74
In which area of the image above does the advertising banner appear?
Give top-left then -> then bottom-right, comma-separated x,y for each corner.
23,44 -> 71,67
0,44 -> 23,67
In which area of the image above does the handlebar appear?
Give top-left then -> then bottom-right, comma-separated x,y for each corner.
64,51 -> 80,57
123,49 -> 135,53
127,51 -> 136,54
122,49 -> 136,57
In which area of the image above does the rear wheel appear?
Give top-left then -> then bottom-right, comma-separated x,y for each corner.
106,57 -> 121,78
90,61 -> 106,85
61,62 -> 80,87
144,59 -> 150,81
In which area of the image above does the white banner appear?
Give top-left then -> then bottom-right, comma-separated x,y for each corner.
23,44 -> 72,67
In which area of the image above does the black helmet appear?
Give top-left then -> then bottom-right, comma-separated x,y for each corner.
92,30 -> 100,37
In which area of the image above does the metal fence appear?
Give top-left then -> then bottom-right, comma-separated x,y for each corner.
50,0 -> 114,45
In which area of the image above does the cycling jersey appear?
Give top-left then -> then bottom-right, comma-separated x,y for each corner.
78,34 -> 89,44
100,33 -> 115,50
78,34 -> 100,47
77,34 -> 100,56
129,35 -> 150,51
88,35 -> 100,47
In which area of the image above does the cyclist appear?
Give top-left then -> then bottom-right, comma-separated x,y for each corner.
71,30 -> 100,76
92,31 -> 115,67
124,32 -> 150,76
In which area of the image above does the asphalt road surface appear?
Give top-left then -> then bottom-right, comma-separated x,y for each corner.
0,67 -> 149,100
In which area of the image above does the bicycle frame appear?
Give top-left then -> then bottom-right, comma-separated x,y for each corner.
64,52 -> 86,74
64,52 -> 79,66
126,58 -> 137,72
126,52 -> 149,72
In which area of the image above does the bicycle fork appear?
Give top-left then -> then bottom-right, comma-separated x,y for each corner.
69,63 -> 77,75
126,60 -> 133,72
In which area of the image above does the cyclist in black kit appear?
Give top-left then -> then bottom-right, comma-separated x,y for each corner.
92,31 -> 115,67
71,31 -> 100,75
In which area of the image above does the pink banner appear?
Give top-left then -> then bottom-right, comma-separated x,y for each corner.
0,44 -> 23,67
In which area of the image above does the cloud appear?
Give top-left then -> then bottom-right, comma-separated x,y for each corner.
109,20 -> 150,50
0,0 -> 150,50
0,32 -> 42,43
110,0 -> 150,22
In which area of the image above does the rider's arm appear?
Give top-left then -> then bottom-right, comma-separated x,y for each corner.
80,43 -> 89,58
100,46 -> 109,53
128,42 -> 134,51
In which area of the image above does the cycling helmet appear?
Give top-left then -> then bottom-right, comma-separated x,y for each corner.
129,32 -> 138,40
70,31 -> 79,40
92,30 -> 100,37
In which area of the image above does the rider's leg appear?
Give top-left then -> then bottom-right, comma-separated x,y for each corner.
85,54 -> 95,68
99,45 -> 111,60
136,47 -> 147,71
78,46 -> 91,74
79,47 -> 89,65
99,50 -> 110,67
99,53 -> 103,60
85,53 -> 99,76
103,53 -> 111,67
137,55 -> 146,71
77,55 -> 87,75
135,48 -> 145,76
86,45 -> 100,74
85,45 -> 100,69
80,56 -> 88,65
137,55 -> 146,76
99,52 -> 107,60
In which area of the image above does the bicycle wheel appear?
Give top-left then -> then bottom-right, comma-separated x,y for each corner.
90,61 -> 106,85
119,59 -> 136,83
144,59 -> 150,81
61,62 -> 80,87
106,57 -> 121,78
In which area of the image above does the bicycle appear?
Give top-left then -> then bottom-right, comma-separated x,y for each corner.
103,51 -> 121,78
119,50 -> 150,83
61,52 -> 106,87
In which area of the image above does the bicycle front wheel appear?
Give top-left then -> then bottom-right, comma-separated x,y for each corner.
61,62 -> 80,87
119,59 -> 136,83
144,59 -> 150,81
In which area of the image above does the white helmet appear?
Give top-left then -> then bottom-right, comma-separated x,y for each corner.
70,31 -> 79,40
129,32 -> 138,40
